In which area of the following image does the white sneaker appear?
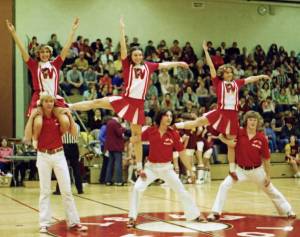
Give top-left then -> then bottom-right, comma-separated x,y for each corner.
287,211 -> 296,219
39,226 -> 48,233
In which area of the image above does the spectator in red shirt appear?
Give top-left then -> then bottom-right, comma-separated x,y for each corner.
24,94 -> 87,233
104,116 -> 126,186
207,111 -> 296,221
127,109 -> 205,228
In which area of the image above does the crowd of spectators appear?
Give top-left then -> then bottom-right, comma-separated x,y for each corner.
27,34 -> 300,153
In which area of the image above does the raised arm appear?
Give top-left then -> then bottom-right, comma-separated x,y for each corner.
158,61 -> 189,70
245,75 -> 271,85
120,17 -> 127,60
203,40 -> 216,78
60,17 -> 80,61
6,20 -> 30,62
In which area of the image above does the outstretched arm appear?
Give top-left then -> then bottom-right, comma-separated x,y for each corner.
175,117 -> 206,130
6,20 -> 30,62
60,17 -> 80,61
203,40 -> 216,78
245,75 -> 271,84
158,61 -> 189,70
120,16 -> 127,60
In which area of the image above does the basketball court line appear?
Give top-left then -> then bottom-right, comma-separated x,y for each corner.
0,193 -> 60,222
73,194 -> 214,236
0,191 -> 214,236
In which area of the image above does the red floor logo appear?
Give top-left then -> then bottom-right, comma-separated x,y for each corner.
48,212 -> 299,237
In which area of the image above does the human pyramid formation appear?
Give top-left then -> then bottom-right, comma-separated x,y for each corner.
6,17 -> 296,233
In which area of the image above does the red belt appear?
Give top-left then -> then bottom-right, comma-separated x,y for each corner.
238,164 -> 261,170
38,147 -> 63,155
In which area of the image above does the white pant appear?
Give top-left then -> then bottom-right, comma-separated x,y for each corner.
129,162 -> 200,220
212,166 -> 292,215
36,151 -> 80,227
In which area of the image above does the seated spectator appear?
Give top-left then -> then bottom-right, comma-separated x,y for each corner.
82,38 -> 94,63
260,82 -> 271,100
264,122 -> 279,153
84,66 -> 98,86
105,60 -> 116,77
211,50 -> 224,69
0,137 -> 13,173
66,64 -> 85,94
113,54 -> 122,72
159,68 -> 171,95
83,84 -> 98,101
28,36 -> 39,58
161,93 -> 175,111
75,51 -> 89,71
279,122 -> 297,151
145,95 -> 160,118
91,38 -> 104,54
235,64 -> 245,79
288,88 -> 299,105
99,70 -> 112,94
100,48 -> 114,65
129,37 -> 140,48
47,33 -> 62,57
170,39 -> 182,60
183,86 -> 199,108
261,96 -> 275,122
277,88 -> 290,112
196,80 -> 209,106
285,135 -> 300,178
72,35 -> 84,56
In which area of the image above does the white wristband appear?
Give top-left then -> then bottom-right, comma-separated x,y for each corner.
175,122 -> 185,129
136,162 -> 143,171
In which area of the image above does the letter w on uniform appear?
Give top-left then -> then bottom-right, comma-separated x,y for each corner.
225,83 -> 236,93
134,68 -> 146,79
41,68 -> 55,79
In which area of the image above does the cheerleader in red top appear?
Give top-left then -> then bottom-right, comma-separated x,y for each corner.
6,18 -> 80,146
175,41 -> 271,179
70,17 -> 189,170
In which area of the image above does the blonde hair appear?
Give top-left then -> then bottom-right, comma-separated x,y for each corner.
38,92 -> 55,106
217,64 -> 236,79
242,111 -> 264,131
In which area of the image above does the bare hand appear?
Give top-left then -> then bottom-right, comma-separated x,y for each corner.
6,19 -> 15,33
72,17 -> 80,31
120,16 -> 125,28
138,169 -> 147,180
30,108 -> 42,118
202,40 -> 208,51
178,62 -> 189,69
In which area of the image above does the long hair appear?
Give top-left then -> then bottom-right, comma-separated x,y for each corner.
127,46 -> 144,65
217,64 -> 236,80
154,109 -> 174,126
242,111 -> 264,131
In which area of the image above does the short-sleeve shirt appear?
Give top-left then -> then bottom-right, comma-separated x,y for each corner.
26,56 -> 64,97
142,126 -> 184,163
285,143 -> 299,159
122,58 -> 159,100
212,76 -> 245,111
38,114 -> 63,150
235,127 -> 270,167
